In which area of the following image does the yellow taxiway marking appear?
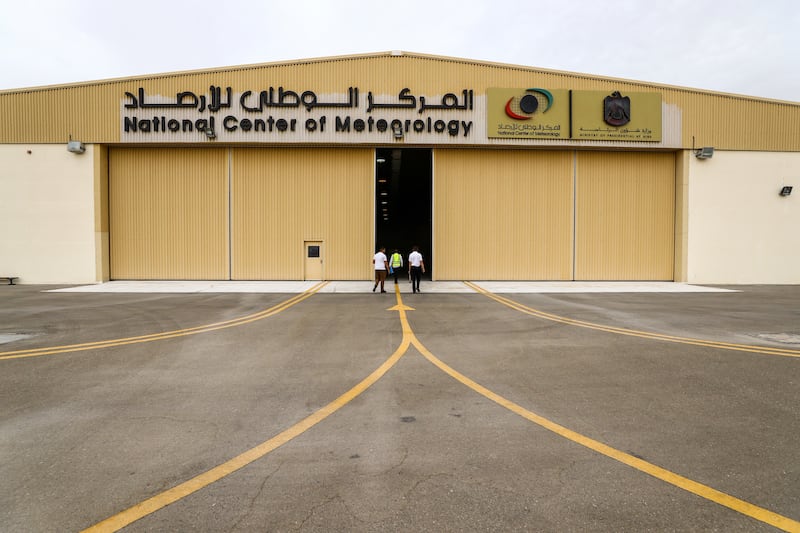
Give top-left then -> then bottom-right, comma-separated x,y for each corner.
0,282 -> 329,361
458,281 -> 799,530
83,283 -> 799,531
464,281 -> 800,358
84,340 -> 412,532
414,337 -> 800,532
82,285 -> 416,532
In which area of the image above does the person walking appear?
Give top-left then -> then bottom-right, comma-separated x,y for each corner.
372,246 -> 389,293
408,246 -> 425,293
389,249 -> 403,284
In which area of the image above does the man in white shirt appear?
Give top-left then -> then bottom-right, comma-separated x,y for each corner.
408,246 -> 425,293
372,246 -> 389,293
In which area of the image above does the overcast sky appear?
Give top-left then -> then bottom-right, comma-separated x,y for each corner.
1,0 -> 797,102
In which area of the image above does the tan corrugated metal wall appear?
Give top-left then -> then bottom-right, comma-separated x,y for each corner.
575,152 -> 675,280
3,53 -> 799,151
434,149 -> 675,280
231,148 -> 373,280
109,148 -> 229,279
434,150 -> 574,280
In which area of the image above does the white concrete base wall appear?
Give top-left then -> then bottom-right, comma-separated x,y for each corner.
687,151 -> 800,284
0,144 -> 100,284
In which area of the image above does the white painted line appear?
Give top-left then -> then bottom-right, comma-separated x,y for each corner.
47,281 -> 734,294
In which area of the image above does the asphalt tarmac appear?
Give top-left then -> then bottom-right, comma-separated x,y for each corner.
1,282 -> 798,532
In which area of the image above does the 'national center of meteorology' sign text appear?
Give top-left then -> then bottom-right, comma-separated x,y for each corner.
120,86 -> 476,143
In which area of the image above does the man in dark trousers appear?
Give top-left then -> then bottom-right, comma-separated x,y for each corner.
389,249 -> 403,284
408,246 -> 425,293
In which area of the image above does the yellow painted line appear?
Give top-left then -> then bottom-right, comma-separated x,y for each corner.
464,281 -> 800,358
82,284 -> 413,532
71,283 -> 800,531
412,338 -> 800,531
0,282 -> 329,361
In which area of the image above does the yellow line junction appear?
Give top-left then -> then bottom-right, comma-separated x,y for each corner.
1,282 -> 797,531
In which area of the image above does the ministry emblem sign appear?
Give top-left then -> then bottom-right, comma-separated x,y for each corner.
573,90 -> 661,141
603,91 -> 631,126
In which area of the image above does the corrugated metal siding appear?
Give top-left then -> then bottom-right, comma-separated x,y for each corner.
434,149 -> 573,280
673,91 -> 798,150
109,148 -> 229,279
2,53 -> 798,150
231,148 -> 372,280
575,152 -> 675,280
1,84 -> 121,143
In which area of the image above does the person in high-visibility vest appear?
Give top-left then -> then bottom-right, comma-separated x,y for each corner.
389,249 -> 403,284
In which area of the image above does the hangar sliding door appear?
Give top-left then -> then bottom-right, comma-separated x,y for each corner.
231,148 -> 373,280
575,152 -> 675,280
109,148 -> 229,280
434,150 -> 573,280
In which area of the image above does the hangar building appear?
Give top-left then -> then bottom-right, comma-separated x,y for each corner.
1,51 -> 798,284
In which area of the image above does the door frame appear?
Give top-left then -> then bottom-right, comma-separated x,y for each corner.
304,241 -> 324,280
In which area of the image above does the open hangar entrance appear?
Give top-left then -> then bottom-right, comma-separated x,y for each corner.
375,148 -> 433,278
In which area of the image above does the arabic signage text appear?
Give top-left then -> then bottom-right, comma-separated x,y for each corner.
121,87 -> 476,142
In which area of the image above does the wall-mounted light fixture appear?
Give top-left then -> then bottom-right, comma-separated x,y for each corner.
376,157 -> 386,164
66,138 -> 85,154
392,123 -> 403,139
780,186 -> 793,197
204,127 -> 216,139
694,146 -> 714,159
